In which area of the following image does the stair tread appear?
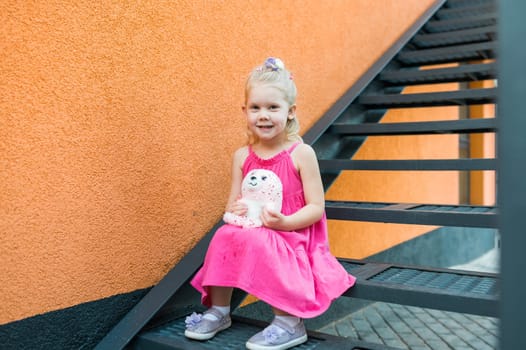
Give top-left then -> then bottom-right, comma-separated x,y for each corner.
329,118 -> 497,135
436,4 -> 496,20
445,0 -> 495,8
380,62 -> 496,85
133,315 -> 396,350
397,41 -> 496,65
326,200 -> 496,212
359,87 -> 496,108
425,12 -> 496,33
412,25 -> 496,48
325,200 -> 497,228
339,259 -> 499,317
319,158 -> 496,171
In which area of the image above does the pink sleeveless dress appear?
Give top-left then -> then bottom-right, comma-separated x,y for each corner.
190,143 -> 356,318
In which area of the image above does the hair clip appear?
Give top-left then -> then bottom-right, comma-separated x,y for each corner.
264,57 -> 285,71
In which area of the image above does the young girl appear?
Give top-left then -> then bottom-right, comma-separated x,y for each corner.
185,57 -> 356,350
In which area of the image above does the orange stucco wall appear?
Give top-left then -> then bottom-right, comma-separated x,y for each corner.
1,1 -> 435,324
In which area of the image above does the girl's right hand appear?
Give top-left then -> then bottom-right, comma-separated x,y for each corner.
228,199 -> 247,216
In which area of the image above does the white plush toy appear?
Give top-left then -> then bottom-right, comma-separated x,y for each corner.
223,169 -> 283,228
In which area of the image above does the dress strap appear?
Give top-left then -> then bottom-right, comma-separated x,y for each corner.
286,142 -> 302,154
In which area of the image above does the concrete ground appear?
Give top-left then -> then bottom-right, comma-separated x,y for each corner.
317,248 -> 500,349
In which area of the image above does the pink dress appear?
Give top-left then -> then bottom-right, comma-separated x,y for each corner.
190,143 -> 356,318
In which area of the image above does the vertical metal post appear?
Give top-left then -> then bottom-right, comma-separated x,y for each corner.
498,0 -> 526,349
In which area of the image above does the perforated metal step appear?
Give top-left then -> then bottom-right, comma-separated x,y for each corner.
435,4 -> 496,20
319,158 -> 495,172
445,0 -> 495,8
425,13 -> 496,33
397,41 -> 496,66
328,118 -> 497,136
325,201 -> 497,228
131,315 -> 398,350
359,88 -> 496,108
380,62 -> 496,86
412,25 -> 496,48
339,259 -> 499,317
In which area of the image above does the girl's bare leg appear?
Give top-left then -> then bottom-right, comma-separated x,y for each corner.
210,286 -> 233,306
272,306 -> 292,316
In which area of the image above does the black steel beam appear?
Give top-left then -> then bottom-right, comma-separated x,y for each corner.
94,222 -> 222,350
499,0 -> 526,348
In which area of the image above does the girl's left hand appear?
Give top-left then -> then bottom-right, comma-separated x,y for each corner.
260,206 -> 288,231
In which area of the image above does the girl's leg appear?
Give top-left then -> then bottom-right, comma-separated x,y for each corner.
210,286 -> 233,306
271,306 -> 293,316
246,305 -> 307,349
271,306 -> 301,327
184,286 -> 233,340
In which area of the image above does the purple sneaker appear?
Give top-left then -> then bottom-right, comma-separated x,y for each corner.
184,308 -> 232,341
246,318 -> 307,350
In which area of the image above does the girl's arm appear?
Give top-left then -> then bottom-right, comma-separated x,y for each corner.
225,147 -> 249,215
261,143 -> 325,231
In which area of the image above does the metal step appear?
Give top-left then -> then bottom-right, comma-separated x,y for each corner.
325,201 -> 497,228
379,62 -> 496,86
435,4 -> 496,20
359,87 -> 496,108
397,41 -> 496,66
319,158 -> 495,172
131,259 -> 498,350
425,13 -> 497,33
339,259 -> 498,317
412,25 -> 496,48
131,315 -> 398,350
329,118 -> 496,136
445,0 -> 495,8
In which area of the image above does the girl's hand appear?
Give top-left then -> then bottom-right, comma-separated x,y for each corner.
228,199 -> 247,216
260,206 -> 288,231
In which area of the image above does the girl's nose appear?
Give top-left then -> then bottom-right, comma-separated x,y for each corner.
257,111 -> 269,120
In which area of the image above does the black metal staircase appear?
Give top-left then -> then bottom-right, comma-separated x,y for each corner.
96,0 -> 498,349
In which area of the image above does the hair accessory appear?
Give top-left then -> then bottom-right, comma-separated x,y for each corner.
264,57 -> 285,71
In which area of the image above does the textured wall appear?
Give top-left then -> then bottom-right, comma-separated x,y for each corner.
1,0 -> 434,324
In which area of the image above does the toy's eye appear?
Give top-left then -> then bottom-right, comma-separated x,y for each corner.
251,176 -> 257,181
261,176 -> 267,181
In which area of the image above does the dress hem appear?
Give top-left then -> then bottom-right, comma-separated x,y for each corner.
192,277 -> 356,319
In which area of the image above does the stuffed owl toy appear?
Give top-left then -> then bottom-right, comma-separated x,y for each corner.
223,169 -> 283,228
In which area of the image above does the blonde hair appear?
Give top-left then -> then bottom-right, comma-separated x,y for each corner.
244,58 -> 302,145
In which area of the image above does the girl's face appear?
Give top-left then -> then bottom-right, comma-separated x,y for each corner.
243,83 -> 296,144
